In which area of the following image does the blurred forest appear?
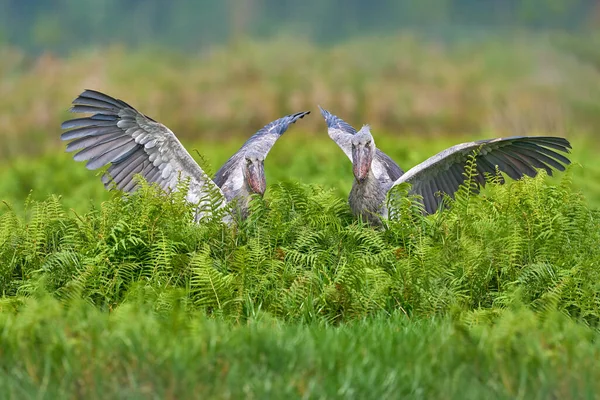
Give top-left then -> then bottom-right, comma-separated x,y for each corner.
0,0 -> 597,52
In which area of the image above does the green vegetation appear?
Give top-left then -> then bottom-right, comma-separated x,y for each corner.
2,34 -> 600,398
1,298 -> 598,399
1,152 -> 600,397
4,33 -> 600,160
2,159 -> 599,322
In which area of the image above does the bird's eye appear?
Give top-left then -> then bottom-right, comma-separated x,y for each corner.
366,140 -> 372,146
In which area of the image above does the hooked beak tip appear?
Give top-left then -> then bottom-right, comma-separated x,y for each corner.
247,162 -> 266,195
353,165 -> 367,182
249,180 -> 265,196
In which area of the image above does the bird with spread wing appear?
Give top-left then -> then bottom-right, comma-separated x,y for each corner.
319,107 -> 572,226
61,89 -> 309,222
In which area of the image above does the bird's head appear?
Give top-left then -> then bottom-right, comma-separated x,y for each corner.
243,151 -> 266,195
351,125 -> 375,183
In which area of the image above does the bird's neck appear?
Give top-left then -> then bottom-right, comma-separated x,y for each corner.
222,178 -> 253,220
349,168 -> 388,226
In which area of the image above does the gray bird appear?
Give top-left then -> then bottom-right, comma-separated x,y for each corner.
319,107 -> 572,225
61,89 -> 309,222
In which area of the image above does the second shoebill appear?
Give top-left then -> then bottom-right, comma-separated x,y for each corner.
60,89 -> 310,222
319,107 -> 572,225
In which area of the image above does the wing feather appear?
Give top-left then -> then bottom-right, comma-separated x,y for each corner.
496,149 -> 538,177
66,131 -> 127,152
421,181 -> 436,214
103,149 -> 147,188
393,136 -> 572,214
61,89 -> 227,216
508,144 -> 564,172
435,173 -> 454,199
485,153 -> 521,180
512,142 -> 571,166
61,123 -> 120,139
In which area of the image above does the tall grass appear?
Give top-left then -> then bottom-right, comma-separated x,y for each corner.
1,140 -> 599,398
3,33 -> 600,159
1,297 -> 598,399
1,166 -> 598,325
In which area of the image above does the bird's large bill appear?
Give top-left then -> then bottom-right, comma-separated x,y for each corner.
352,144 -> 373,182
246,160 -> 266,195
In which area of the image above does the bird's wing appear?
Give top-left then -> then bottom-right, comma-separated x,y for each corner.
318,106 -> 404,181
61,89 -> 226,207
374,149 -> 404,182
213,111 -> 310,196
392,136 -> 572,214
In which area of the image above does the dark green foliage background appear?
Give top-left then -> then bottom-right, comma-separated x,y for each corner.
1,140 -> 600,397
2,157 -> 598,324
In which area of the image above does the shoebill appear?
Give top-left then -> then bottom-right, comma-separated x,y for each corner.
60,89 -> 309,222
319,107 -> 571,226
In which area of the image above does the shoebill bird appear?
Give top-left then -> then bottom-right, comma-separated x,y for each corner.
60,89 -> 309,222
319,107 -> 572,226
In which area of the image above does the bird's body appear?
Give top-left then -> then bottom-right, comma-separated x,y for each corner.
213,149 -> 268,220
319,107 -> 572,225
61,89 -> 309,222
348,170 -> 393,225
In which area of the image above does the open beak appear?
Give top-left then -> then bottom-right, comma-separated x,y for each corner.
352,145 -> 372,182
247,160 -> 266,195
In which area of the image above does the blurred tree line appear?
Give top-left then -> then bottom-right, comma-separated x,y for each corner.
0,0 -> 596,53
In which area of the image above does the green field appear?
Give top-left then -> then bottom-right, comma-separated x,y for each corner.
2,299 -> 599,399
2,133 -> 600,398
2,36 -> 600,398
